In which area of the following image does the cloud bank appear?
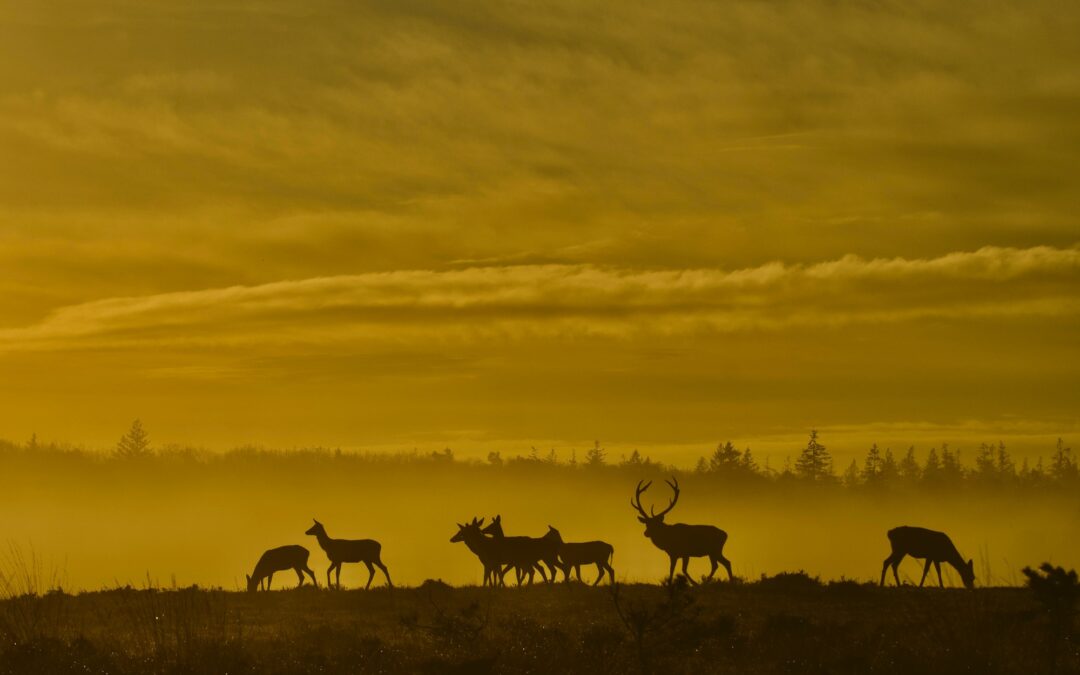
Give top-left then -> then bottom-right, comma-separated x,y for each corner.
2,245 -> 1076,352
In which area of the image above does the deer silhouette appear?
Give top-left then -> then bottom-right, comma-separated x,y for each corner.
305,519 -> 392,589
630,477 -> 733,584
246,545 -> 318,592
450,517 -> 516,587
481,515 -> 560,585
880,526 -> 975,588
546,526 -> 615,585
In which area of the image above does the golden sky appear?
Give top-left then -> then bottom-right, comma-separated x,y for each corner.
1,1 -> 1078,461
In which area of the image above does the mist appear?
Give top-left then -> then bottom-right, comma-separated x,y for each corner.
3,441 -> 1077,591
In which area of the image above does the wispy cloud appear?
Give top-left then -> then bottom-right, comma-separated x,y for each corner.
2,245 -> 1075,353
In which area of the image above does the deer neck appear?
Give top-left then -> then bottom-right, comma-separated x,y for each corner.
941,544 -> 966,570
314,529 -> 333,550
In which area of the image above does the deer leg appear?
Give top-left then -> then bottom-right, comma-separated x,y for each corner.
708,557 -> 719,580
304,565 -> 318,587
375,561 -> 392,588
537,563 -> 549,583
718,554 -> 733,581
335,564 -> 342,589
892,557 -> 903,587
544,560 -> 558,583
364,561 -> 376,590
267,573 -> 273,590
919,559 -> 932,587
295,567 -> 305,587
326,563 -> 335,588
935,561 -> 943,588
605,563 -> 615,584
880,556 -> 891,586
667,555 -> 678,583
593,563 -> 604,586
681,557 -> 697,584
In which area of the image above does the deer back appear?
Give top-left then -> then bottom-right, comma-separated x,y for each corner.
558,541 -> 613,565
648,522 -> 728,556
254,545 -> 309,577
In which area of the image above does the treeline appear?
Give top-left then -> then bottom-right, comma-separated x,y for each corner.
3,422 -> 1077,494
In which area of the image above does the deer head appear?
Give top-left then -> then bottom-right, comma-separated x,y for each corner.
246,574 -> 257,593
305,519 -> 325,537
960,558 -> 975,589
480,515 -> 502,537
630,477 -> 680,538
450,517 -> 485,543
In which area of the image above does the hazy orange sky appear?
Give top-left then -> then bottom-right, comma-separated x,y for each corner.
0,1 -> 1077,462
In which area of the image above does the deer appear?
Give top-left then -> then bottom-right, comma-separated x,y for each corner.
546,526 -> 615,585
305,519 -> 392,589
246,545 -> 318,592
630,477 -> 733,584
481,515 -> 560,585
880,526 -> 975,589
450,517 -> 519,587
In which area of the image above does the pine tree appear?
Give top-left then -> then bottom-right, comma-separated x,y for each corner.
708,441 -> 742,473
740,448 -> 759,474
975,442 -> 997,481
794,430 -> 833,482
922,447 -> 942,484
116,419 -> 151,458
584,440 -> 606,468
996,441 -> 1015,480
861,443 -> 882,483
1050,438 -> 1077,483
694,456 -> 709,474
940,444 -> 964,484
879,448 -> 899,484
898,446 -> 921,482
842,459 -> 861,488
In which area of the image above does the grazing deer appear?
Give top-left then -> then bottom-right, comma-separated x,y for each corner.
450,517 -> 502,586
481,515 -> 560,584
630,477 -> 733,584
546,526 -> 615,585
880,526 -> 975,589
305,519 -> 392,589
246,545 -> 318,592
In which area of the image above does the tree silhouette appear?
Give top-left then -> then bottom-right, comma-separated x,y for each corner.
898,446 -> 920,483
1050,438 -> 1077,483
794,430 -> 833,482
115,419 -> 151,458
841,459 -> 860,487
584,440 -> 606,468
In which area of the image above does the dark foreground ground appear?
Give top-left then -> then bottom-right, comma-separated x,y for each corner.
1,575 -> 1076,675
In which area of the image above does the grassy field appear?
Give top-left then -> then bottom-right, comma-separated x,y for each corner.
1,575 -> 1075,675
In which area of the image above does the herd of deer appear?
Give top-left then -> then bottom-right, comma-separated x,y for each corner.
246,477 -> 976,592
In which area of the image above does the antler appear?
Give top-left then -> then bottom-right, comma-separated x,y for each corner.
630,479 -> 652,517
652,476 -> 680,518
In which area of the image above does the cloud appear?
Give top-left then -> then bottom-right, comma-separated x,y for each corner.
1,245 -> 1076,353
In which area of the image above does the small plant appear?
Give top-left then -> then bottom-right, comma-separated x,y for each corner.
1023,562 -> 1079,674
610,580 -> 698,675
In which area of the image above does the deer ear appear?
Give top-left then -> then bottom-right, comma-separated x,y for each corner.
478,517 -> 486,526
637,516 -> 647,523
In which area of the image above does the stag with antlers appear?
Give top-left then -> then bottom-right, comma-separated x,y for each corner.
630,477 -> 733,584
